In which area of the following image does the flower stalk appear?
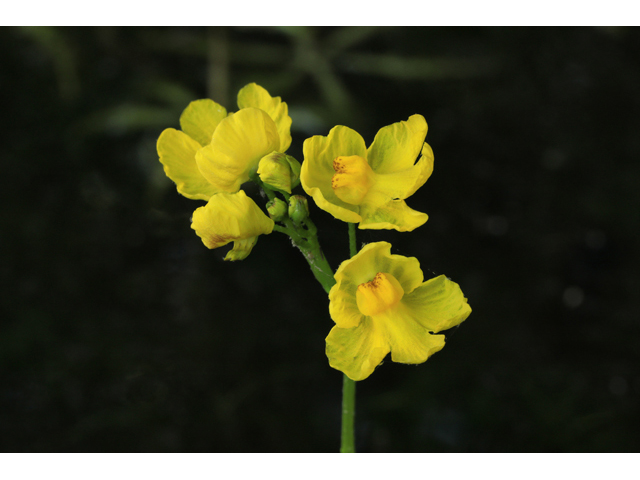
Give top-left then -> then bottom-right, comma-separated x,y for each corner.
341,371 -> 356,453
340,222 -> 359,453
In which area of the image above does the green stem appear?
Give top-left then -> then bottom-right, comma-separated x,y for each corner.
288,216 -> 335,293
270,204 -> 335,293
348,222 -> 357,257
341,373 -> 356,453
340,222 -> 358,453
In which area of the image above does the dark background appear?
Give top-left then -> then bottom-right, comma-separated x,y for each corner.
2,26 -> 639,452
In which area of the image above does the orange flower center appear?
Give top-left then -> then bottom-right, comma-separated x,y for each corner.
356,272 -> 404,316
331,155 -> 375,205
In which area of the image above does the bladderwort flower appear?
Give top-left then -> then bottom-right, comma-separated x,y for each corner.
301,115 -> 434,232
191,190 -> 274,261
157,83 -> 293,199
326,242 -> 471,381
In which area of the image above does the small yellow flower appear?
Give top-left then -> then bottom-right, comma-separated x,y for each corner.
191,190 -> 274,261
157,83 -> 292,200
301,115 -> 434,231
326,242 -> 471,381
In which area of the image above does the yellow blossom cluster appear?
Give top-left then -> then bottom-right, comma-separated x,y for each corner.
157,84 -> 470,380
157,83 -> 291,260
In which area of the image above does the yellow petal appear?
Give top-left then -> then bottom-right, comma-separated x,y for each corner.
358,193 -> 428,232
366,114 -> 428,174
370,142 -> 434,201
191,190 -> 274,259
328,278 -> 365,330
378,305 -> 446,364
406,142 -> 434,198
325,320 -> 390,381
380,250 -> 424,295
179,99 -> 227,147
157,128 -> 218,200
301,126 -> 367,224
400,275 -> 472,333
237,83 -> 292,152
224,237 -> 259,261
196,108 -> 280,193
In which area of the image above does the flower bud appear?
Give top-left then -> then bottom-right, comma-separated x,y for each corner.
266,197 -> 288,222
288,195 -> 309,224
257,152 -> 301,194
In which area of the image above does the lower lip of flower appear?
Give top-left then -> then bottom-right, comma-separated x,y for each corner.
356,272 -> 404,316
331,155 -> 375,205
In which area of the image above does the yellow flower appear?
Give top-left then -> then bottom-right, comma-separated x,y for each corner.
157,83 -> 292,200
191,190 -> 274,261
326,242 -> 471,381
301,115 -> 434,231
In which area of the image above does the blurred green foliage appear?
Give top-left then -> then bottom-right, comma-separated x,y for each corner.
1,26 -> 639,452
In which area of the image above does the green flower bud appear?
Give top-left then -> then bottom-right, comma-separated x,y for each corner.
257,152 -> 301,194
266,197 -> 288,222
288,195 -> 309,224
